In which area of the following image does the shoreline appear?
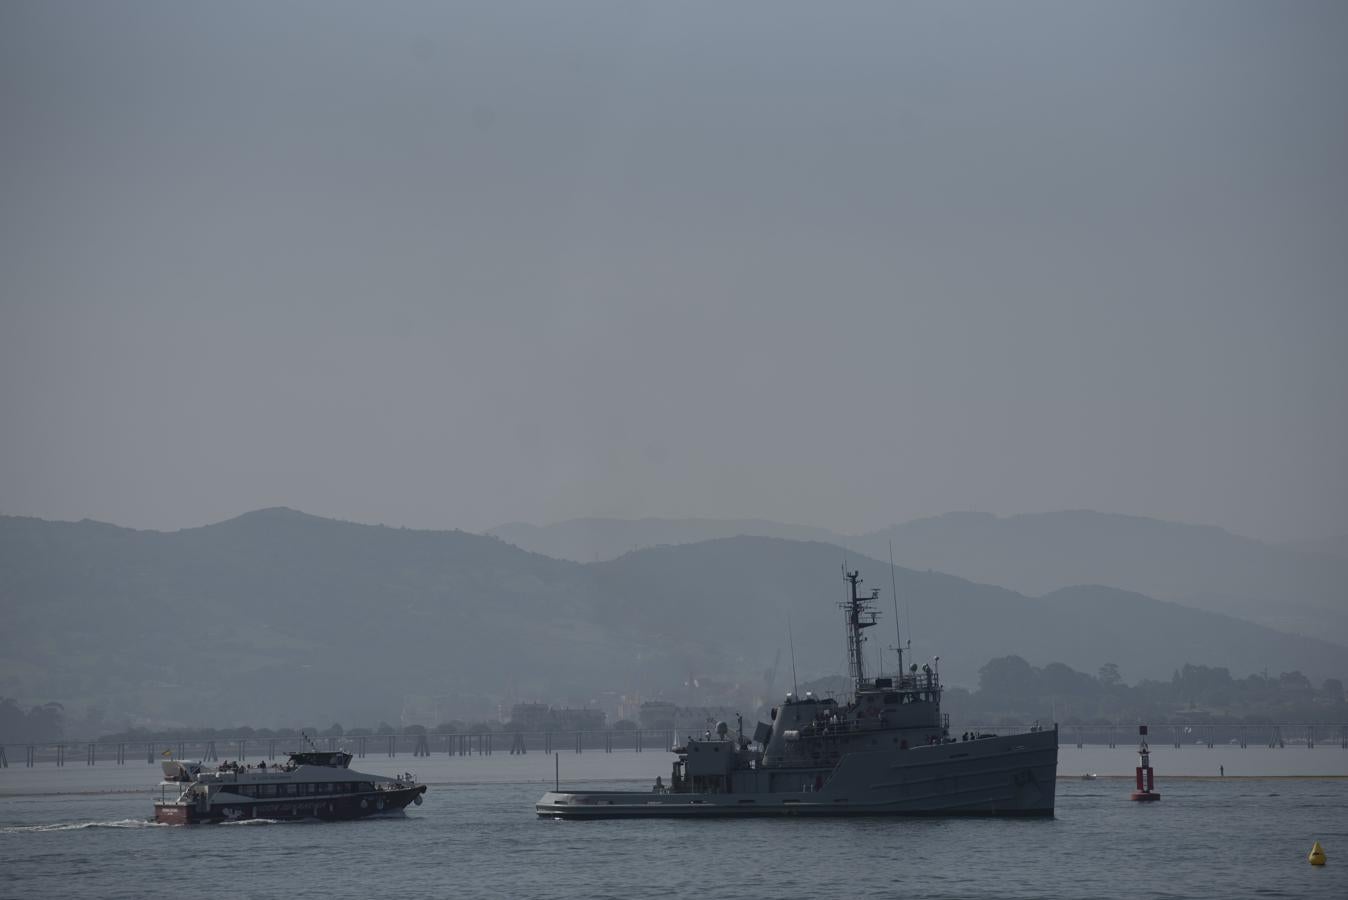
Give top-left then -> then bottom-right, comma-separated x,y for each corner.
1065,773 -> 1348,780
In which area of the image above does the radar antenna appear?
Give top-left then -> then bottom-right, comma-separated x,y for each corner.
841,570 -> 880,692
889,539 -> 908,674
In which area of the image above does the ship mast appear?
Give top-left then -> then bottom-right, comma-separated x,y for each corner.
841,570 -> 880,693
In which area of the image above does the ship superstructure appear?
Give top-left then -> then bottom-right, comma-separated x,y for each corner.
537,569 -> 1057,818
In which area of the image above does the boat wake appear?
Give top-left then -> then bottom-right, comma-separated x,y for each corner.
1,818 -> 168,833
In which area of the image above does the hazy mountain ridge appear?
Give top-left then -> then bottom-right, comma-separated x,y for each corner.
488,517 -> 844,563
488,511 -> 1348,643
3,510 -> 1344,731
1281,535 -> 1348,561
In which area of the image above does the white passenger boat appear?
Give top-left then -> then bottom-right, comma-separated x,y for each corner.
154,748 -> 426,824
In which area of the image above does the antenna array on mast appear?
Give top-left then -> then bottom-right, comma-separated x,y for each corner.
841,570 -> 880,691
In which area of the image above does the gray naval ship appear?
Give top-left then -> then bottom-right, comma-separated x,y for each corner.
537,569 -> 1058,818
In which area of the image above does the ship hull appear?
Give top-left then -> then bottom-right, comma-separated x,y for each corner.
155,784 -> 426,824
537,730 -> 1056,819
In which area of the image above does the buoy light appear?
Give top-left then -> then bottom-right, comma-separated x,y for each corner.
1130,724 -> 1160,802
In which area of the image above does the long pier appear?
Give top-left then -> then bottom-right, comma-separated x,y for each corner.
1,724 -> 1345,768
0,729 -> 678,767
965,723 -> 1348,750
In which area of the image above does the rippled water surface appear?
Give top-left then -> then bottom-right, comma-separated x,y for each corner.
2,751 -> 1345,899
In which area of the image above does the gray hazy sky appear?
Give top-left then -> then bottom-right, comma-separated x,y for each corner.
2,0 -> 1345,542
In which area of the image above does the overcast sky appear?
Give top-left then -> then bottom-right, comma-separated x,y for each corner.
2,1 -> 1345,543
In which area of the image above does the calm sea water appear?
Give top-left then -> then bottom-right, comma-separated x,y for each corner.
2,749 -> 1345,899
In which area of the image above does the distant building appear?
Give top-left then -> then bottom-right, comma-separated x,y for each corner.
673,706 -> 741,738
508,703 -> 605,732
639,700 -> 678,730
509,703 -> 552,732
552,708 -> 605,731
639,700 -> 741,736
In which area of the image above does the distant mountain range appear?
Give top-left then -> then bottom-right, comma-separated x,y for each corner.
489,511 -> 1348,644
1282,535 -> 1348,561
2,509 -> 1344,731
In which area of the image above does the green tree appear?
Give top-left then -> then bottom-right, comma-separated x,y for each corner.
978,656 -> 1036,697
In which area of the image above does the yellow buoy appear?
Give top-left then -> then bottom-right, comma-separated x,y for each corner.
1308,841 -> 1326,866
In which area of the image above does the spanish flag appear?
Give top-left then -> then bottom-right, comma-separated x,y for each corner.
162,749 -> 173,758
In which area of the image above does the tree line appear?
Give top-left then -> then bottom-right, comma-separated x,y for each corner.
944,657 -> 1346,725
0,698 -> 65,743
4,657 -> 1345,744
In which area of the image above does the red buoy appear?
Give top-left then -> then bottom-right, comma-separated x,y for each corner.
1130,724 -> 1160,801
